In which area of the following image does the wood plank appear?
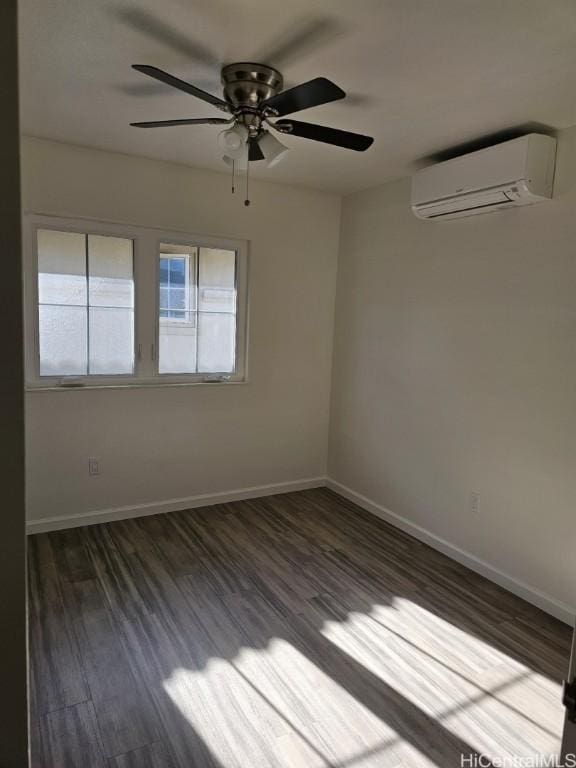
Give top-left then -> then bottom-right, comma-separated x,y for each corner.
39,700 -> 106,768
68,578 -> 160,758
28,534 -> 88,714
109,742 -> 174,768
49,528 -> 95,583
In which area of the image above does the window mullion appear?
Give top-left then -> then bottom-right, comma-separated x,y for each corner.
195,247 -> 200,373
166,259 -> 171,315
134,231 -> 157,379
85,233 -> 90,376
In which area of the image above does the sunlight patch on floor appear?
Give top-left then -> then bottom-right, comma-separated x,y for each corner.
319,598 -> 564,763
163,639 -> 412,768
162,600 -> 564,767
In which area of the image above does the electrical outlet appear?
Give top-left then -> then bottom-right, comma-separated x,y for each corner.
470,491 -> 480,515
88,457 -> 101,476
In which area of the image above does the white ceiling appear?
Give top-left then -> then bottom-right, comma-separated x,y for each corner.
18,0 -> 576,194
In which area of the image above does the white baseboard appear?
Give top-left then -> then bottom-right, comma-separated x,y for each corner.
26,472 -> 575,627
326,478 -> 575,627
26,477 -> 326,535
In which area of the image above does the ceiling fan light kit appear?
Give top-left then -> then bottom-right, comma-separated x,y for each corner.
130,61 -> 374,204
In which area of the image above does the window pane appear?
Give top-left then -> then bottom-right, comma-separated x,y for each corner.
160,254 -> 191,314
38,230 -> 87,376
159,311 -> 197,373
38,229 -> 86,306
89,307 -> 134,375
165,308 -> 187,320
39,305 -> 87,376
199,248 -> 236,313
197,313 -> 235,372
170,258 -> 186,285
159,286 -> 169,317
88,235 -> 134,308
160,259 -> 169,288
171,287 -> 187,311
159,246 -> 197,373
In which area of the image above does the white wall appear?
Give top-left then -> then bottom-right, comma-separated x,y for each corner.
329,126 -> 576,612
24,129 -> 576,619
23,137 -> 340,523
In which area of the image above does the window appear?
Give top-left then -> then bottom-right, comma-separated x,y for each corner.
158,245 -> 237,375
25,216 -> 248,387
37,230 -> 134,376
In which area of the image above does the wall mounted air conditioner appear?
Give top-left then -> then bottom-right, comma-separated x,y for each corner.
411,134 -> 556,221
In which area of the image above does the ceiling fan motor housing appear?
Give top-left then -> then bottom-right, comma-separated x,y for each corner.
221,63 -> 283,109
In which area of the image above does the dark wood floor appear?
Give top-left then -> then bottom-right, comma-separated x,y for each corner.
29,488 -> 572,767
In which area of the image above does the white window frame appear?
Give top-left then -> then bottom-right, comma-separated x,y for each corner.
24,214 -> 249,390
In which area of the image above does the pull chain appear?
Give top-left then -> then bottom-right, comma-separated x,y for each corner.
231,159 -> 235,194
244,159 -> 251,207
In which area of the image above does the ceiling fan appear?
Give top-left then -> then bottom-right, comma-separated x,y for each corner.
129,62 -> 374,175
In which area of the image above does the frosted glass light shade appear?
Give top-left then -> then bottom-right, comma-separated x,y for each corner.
259,131 -> 290,167
222,144 -> 248,169
218,125 -> 249,159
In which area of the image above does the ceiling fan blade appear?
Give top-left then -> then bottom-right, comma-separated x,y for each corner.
119,76 -> 222,98
117,9 -> 218,67
132,65 -> 230,112
248,140 -> 265,162
275,119 -> 374,151
252,16 -> 345,69
261,78 -> 345,117
131,118 -> 231,128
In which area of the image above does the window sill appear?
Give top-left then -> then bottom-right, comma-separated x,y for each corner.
25,378 -> 248,393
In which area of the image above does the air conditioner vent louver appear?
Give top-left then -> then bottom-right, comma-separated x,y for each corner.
411,134 -> 556,221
